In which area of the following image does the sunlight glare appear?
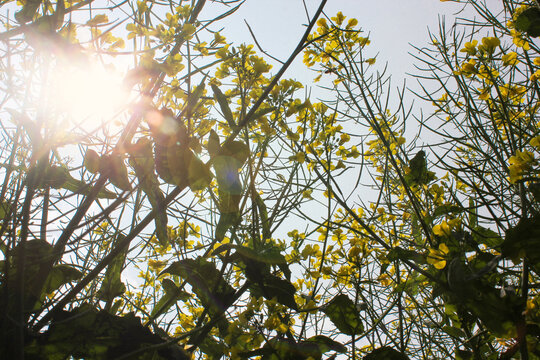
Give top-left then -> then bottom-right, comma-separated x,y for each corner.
48,60 -> 129,123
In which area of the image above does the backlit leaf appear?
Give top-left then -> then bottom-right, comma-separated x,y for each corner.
322,294 -> 363,335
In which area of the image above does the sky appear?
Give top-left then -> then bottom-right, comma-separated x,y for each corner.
210,0 -> 469,86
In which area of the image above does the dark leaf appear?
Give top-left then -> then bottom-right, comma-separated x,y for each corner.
502,214 -> 540,264
103,155 -> 131,191
255,193 -> 271,241
432,204 -> 464,219
97,235 -> 129,302
363,346 -> 409,360
471,226 -> 503,248
386,247 -> 426,265
129,138 -> 168,246
304,335 -> 347,353
404,150 -> 435,186
515,6 -> 540,37
15,0 -> 42,24
42,264 -> 82,298
322,294 -> 363,335
211,83 -> 236,130
208,129 -> 221,158
186,150 -> 212,191
151,279 -> 190,318
83,149 -> 101,174
161,257 -> 235,317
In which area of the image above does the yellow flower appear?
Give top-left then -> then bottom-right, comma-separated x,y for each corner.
502,52 -> 518,66
365,58 -> 376,65
148,259 -> 167,273
531,136 -> 540,149
433,222 -> 451,237
460,40 -> 478,55
509,150 -> 536,183
427,243 -> 449,270
480,36 -> 500,54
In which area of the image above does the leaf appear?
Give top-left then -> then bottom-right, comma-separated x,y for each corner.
161,257 -> 235,318
386,246 -> 426,265
15,0 -> 42,24
304,335 -> 347,354
150,279 -> 190,319
322,294 -> 363,335
148,110 -> 191,187
502,214 -> 540,264
221,140 -> 250,165
103,155 -> 131,191
97,235 -> 129,302
213,244 -> 287,266
84,149 -> 101,174
207,129 -> 221,158
255,193 -> 271,241
31,304 -> 190,359
42,264 -> 83,296
185,79 -> 206,118
0,200 -> 10,221
432,204 -> 464,219
363,347 -> 409,360
249,106 -> 276,123
211,83 -> 236,130
37,264 -> 82,309
186,150 -> 212,191
129,138 -> 168,246
471,226 -> 503,247
442,325 -> 465,338
215,212 -> 239,242
515,6 -> 540,37
247,272 -> 297,310
404,150 -> 435,186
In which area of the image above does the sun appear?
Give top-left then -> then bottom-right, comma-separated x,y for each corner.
48,59 -> 130,123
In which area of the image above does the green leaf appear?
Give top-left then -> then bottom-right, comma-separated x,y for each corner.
502,214 -> 540,264
97,235 -> 129,302
211,83 -> 236,130
221,140 -> 250,165
442,325 -> 465,338
31,304 -> 190,359
150,279 -> 190,318
161,257 -> 235,318
404,150 -> 435,186
468,198 -> 477,228
247,273 -> 297,310
207,129 -> 221,157
432,204 -> 464,219
213,243 -> 287,266
0,200 -> 10,221
129,138 -> 168,246
215,212 -> 239,242
304,335 -> 347,354
515,6 -> 540,37
322,294 -> 363,335
42,264 -> 83,296
37,264 -> 82,309
255,193 -> 271,241
15,0 -> 42,24
84,149 -> 101,174
249,106 -> 276,123
386,246 -> 426,265
185,79 -> 206,118
186,150 -> 212,191
103,155 -> 131,191
471,226 -> 503,247
363,347 -> 409,360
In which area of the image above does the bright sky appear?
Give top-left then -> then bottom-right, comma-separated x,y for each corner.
213,0 -> 468,86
